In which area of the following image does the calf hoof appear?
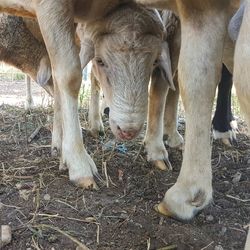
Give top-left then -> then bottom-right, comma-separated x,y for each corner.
89,128 -> 104,138
164,131 -> 184,149
74,177 -> 98,190
153,159 -> 172,171
144,141 -> 173,171
156,183 -> 212,221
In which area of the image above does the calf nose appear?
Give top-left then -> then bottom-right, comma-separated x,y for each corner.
117,126 -> 138,140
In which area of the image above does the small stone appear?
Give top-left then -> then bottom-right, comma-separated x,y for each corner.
221,227 -> 227,235
232,172 -> 242,183
0,225 -> 12,248
43,194 -> 51,201
247,159 -> 250,164
16,183 -> 22,190
206,215 -> 214,222
214,245 -> 223,250
48,234 -> 58,243
19,189 -> 31,201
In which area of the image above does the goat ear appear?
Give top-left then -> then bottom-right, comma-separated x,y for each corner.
158,41 -> 175,90
79,39 -> 94,70
37,55 -> 52,86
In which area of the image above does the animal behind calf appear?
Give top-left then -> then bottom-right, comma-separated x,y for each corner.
0,14 -> 53,98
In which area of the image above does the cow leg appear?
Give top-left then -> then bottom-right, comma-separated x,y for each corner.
25,75 -> 34,110
164,76 -> 183,148
89,70 -> 104,137
234,2 -> 250,134
144,68 -> 171,171
35,1 -> 97,188
212,64 -> 236,145
155,8 -> 228,220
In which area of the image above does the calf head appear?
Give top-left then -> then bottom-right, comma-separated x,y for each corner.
78,4 -> 174,140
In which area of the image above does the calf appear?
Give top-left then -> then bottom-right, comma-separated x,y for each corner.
0,1 -> 174,189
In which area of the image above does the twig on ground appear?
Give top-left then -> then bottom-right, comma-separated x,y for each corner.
156,245 -> 177,250
96,224 -> 100,245
201,241 -> 214,250
55,199 -> 79,212
32,236 -> 41,250
226,194 -> 250,203
29,213 -> 100,225
103,162 -> 109,188
31,188 -> 40,223
33,224 -> 90,250
28,125 -> 43,143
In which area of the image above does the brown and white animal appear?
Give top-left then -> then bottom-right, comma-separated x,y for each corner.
0,13 -> 53,102
135,0 -> 242,220
0,1 -> 174,189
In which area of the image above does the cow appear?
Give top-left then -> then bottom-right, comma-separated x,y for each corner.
136,0 -> 241,220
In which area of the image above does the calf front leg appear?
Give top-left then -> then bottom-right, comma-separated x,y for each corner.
156,8 -> 229,220
35,0 -> 97,188
144,67 -> 171,171
88,70 -> 104,137
164,75 -> 183,148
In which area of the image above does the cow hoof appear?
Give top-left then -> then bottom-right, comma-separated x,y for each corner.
74,177 -> 98,190
153,159 -> 172,171
213,129 -> 237,143
221,138 -> 232,147
164,131 -> 184,149
154,202 -> 173,217
158,182 -> 212,221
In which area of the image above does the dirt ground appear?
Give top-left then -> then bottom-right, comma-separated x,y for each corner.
0,101 -> 249,250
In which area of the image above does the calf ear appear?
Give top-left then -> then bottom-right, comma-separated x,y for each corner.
158,41 -> 175,90
37,55 -> 52,86
79,39 -> 94,70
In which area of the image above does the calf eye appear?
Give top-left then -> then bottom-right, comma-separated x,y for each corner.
96,58 -> 105,67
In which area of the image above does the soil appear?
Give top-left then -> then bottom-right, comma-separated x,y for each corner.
0,103 -> 249,250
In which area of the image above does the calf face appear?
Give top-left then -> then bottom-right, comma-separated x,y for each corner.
78,4 -> 174,140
